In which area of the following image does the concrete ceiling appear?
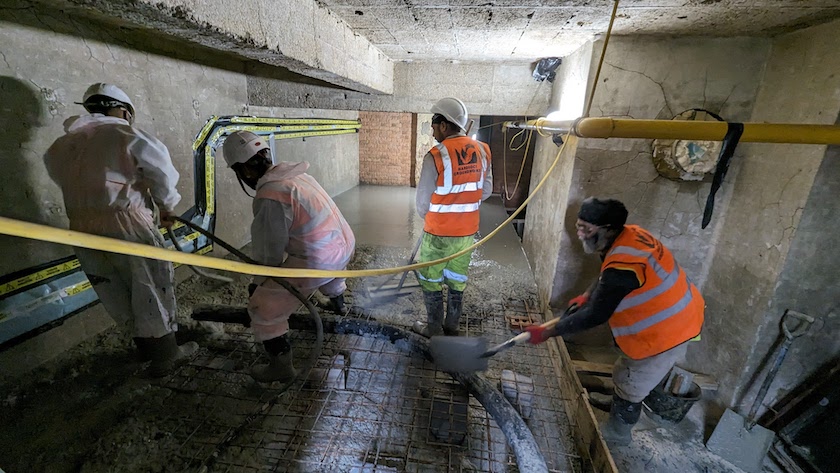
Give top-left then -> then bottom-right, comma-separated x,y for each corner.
318,0 -> 840,62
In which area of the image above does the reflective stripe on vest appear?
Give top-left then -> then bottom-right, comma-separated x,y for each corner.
429,202 -> 481,213
604,225 -> 704,359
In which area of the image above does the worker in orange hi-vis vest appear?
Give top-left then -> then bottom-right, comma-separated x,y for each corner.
525,198 -> 704,447
222,131 -> 356,383
413,97 -> 493,338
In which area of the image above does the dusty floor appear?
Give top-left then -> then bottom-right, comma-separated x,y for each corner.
568,334 -> 782,473
0,239 -> 581,472
0,187 -> 778,473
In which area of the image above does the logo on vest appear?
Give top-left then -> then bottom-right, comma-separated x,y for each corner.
635,228 -> 664,258
456,144 -> 479,166
453,143 -> 481,177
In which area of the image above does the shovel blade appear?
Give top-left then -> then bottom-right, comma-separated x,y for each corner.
706,408 -> 775,473
430,336 -> 489,373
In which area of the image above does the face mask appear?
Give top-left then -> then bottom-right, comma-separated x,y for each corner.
235,155 -> 272,190
582,227 -> 611,254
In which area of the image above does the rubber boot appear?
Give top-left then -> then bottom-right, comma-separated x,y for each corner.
250,334 -> 298,383
600,396 -> 642,447
412,291 -> 444,337
133,337 -> 152,362
328,294 -> 346,314
134,333 -> 199,378
443,289 -> 463,336
588,392 -> 612,412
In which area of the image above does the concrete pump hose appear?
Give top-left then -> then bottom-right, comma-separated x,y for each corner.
303,315 -> 550,473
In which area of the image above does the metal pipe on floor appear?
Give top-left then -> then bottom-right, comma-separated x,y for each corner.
503,117 -> 840,145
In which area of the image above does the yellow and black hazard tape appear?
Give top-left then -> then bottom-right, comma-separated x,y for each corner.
0,258 -> 81,298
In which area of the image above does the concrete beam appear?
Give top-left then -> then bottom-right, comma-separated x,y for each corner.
29,0 -> 394,94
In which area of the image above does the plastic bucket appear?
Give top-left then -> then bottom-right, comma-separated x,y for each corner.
643,381 -> 701,424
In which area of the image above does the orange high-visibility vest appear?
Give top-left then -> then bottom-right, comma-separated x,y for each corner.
424,136 -> 491,237
603,225 -> 704,359
255,166 -> 355,266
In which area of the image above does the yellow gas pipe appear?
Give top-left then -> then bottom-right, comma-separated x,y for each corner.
505,117 -> 840,145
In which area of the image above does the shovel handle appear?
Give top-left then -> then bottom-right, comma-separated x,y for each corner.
483,304 -> 578,356
782,309 -> 814,340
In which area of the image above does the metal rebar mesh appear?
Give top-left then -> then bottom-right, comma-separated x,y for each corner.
86,291 -> 582,472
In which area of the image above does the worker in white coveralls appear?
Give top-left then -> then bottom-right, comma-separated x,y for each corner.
413,97 -> 492,337
44,83 -> 197,377
524,198 -> 704,446
221,131 -> 355,383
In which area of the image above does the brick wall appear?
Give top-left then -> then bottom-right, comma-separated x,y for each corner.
359,111 -> 414,186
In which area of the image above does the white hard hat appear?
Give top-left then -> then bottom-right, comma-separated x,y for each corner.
431,97 -> 468,131
222,131 -> 269,167
82,83 -> 135,116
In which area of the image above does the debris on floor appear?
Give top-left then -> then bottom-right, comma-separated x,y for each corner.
0,243 -> 583,472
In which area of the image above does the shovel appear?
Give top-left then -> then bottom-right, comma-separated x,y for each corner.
430,304 -> 578,373
706,309 -> 814,473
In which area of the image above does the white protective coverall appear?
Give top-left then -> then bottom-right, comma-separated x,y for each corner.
248,162 -> 355,341
44,114 -> 181,338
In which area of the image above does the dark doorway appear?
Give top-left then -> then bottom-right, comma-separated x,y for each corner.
477,115 -> 536,239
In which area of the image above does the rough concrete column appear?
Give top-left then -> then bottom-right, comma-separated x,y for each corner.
522,41 -> 592,309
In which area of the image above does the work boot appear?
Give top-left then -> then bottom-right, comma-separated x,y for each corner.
600,395 -> 642,447
251,334 -> 298,383
134,333 -> 199,378
133,337 -> 152,362
412,291 -> 444,337
443,289 -> 463,336
588,392 -> 612,412
328,294 -> 346,314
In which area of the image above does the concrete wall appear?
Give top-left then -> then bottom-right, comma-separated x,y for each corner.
0,15 -> 247,367
248,106 -> 359,199
523,41 -> 592,308
358,111 -> 413,186
249,61 -> 550,116
0,18 -> 249,277
525,36 -> 770,310
692,19 -> 840,409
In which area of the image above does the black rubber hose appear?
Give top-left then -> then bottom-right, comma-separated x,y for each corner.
165,230 -> 233,283
173,219 -> 547,472
291,314 -> 550,473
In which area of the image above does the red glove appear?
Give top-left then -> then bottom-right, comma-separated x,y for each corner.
525,324 -> 552,345
569,293 -> 589,308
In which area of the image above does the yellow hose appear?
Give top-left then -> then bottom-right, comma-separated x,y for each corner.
0,216 -> 441,278
574,117 -> 840,144
0,133 -> 576,279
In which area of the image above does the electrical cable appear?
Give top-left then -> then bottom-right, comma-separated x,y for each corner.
502,126 -> 534,201
584,0 -> 620,118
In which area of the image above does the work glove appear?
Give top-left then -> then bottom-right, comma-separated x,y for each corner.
569,293 -> 589,308
525,324 -> 553,345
